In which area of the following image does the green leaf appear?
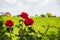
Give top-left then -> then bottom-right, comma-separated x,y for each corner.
28,27 -> 35,33
0,20 -> 4,26
15,24 -> 23,28
6,27 -> 13,33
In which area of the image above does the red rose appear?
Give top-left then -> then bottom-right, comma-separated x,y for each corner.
5,20 -> 14,27
24,18 -> 34,26
20,12 -> 29,19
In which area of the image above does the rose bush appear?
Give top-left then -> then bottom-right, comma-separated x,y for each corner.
5,20 -> 14,40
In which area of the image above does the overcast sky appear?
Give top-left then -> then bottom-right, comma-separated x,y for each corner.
0,0 -> 60,16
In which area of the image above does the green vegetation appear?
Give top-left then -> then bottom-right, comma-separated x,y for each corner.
0,15 -> 60,40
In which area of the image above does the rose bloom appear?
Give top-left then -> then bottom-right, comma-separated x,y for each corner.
20,12 -> 29,19
24,18 -> 34,26
5,20 -> 14,27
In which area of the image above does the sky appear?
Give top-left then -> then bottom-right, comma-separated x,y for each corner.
0,0 -> 60,16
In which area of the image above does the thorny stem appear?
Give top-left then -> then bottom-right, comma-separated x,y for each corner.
10,27 -> 12,40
